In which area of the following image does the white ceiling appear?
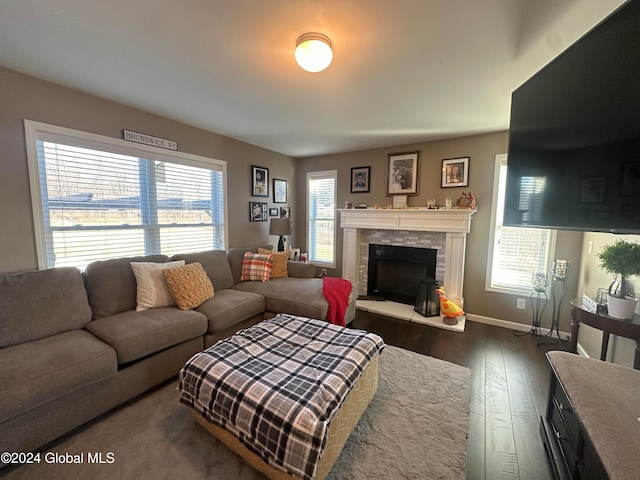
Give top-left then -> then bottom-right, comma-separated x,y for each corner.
0,0 -> 626,158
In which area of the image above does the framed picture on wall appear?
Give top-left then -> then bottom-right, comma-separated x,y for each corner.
351,166 -> 371,193
251,165 -> 269,197
273,179 -> 287,203
387,152 -> 419,195
280,207 -> 291,218
249,202 -> 263,221
441,157 -> 469,188
269,207 -> 279,217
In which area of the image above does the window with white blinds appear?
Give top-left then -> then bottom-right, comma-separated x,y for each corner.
307,170 -> 336,267
486,154 -> 555,293
25,121 -> 227,270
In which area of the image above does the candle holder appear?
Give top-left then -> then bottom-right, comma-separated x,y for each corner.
532,272 -> 549,292
539,261 -> 571,344
552,259 -> 569,280
515,272 -> 549,338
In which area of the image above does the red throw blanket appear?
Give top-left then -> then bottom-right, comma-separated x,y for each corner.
322,277 -> 352,327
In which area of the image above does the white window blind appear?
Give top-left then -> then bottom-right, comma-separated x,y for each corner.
307,170 -> 336,267
26,121 -> 226,270
486,154 -> 555,293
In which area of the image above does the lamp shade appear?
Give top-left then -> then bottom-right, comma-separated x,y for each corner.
269,217 -> 292,236
295,33 -> 333,72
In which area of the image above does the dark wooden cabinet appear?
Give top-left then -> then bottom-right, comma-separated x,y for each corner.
540,358 -> 608,480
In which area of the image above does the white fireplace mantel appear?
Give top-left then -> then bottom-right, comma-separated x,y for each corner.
338,208 -> 477,303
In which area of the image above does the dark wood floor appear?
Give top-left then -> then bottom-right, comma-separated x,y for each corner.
350,311 -> 571,480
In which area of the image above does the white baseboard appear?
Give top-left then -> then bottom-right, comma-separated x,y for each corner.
465,313 -> 572,339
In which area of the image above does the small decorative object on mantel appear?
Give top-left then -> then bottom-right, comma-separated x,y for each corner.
426,198 -> 437,209
597,239 -> 640,319
456,192 -> 476,209
392,195 -> 407,209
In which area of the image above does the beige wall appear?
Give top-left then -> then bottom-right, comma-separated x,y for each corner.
296,132 -> 583,331
4,66 -> 630,345
0,67 -> 296,274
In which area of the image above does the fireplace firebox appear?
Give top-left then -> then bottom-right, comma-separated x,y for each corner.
367,244 -> 437,306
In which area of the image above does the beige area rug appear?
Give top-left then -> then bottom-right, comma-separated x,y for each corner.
2,346 -> 472,480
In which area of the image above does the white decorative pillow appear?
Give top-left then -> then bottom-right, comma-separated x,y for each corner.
130,260 -> 185,311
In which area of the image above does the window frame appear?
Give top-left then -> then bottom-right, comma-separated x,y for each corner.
485,153 -> 556,296
25,120 -> 228,269
306,169 -> 337,269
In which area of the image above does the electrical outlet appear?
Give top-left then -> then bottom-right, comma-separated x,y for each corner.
516,298 -> 526,310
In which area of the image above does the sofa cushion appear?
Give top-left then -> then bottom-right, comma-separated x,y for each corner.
0,330 -> 117,423
0,267 -> 92,347
163,262 -> 214,310
85,255 -> 170,319
171,250 -> 234,290
85,307 -> 207,364
195,288 -> 266,334
130,260 -> 185,311
227,245 -> 273,284
240,252 -> 274,282
258,248 -> 289,279
286,261 -> 316,279
232,277 -> 329,319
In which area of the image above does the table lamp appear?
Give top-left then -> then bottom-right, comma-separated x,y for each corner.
269,218 -> 292,252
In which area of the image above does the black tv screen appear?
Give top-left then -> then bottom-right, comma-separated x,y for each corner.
505,0 -> 640,234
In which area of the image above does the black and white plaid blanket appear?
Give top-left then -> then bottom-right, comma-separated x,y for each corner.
178,314 -> 385,480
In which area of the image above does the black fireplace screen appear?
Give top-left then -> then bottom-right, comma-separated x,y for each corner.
367,244 -> 437,307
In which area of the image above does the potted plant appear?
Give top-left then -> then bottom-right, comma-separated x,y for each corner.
597,239 -> 640,319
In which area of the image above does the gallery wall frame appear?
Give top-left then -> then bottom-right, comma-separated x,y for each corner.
273,178 -> 287,203
251,165 -> 269,197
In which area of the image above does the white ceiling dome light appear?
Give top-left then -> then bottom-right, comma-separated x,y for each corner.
294,32 -> 333,72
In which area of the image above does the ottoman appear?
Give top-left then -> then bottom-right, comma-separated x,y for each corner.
179,314 -> 385,480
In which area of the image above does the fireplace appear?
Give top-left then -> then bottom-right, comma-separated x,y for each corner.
339,208 -> 477,306
367,244 -> 437,306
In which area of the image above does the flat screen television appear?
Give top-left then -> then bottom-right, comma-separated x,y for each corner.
504,0 -> 640,234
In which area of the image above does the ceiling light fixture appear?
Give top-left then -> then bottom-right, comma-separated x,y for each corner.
295,32 -> 333,72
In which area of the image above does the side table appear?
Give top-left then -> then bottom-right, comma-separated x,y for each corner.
569,298 -> 640,369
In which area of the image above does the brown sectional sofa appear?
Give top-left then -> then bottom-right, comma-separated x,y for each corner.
0,246 -> 355,460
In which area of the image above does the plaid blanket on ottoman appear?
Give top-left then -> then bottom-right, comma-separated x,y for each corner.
178,314 -> 385,480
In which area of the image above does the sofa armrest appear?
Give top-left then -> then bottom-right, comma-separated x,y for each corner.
287,261 -> 316,278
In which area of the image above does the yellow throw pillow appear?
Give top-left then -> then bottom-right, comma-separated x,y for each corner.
162,262 -> 214,310
258,248 -> 289,279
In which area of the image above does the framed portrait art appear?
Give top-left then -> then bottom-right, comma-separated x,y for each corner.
441,157 -> 469,188
387,152 -> 419,195
280,207 -> 291,218
251,165 -> 269,197
269,207 -> 279,217
351,166 -> 371,193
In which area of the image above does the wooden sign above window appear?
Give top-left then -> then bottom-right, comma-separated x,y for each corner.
123,130 -> 178,151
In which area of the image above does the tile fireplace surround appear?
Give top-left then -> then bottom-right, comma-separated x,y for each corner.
339,208 -> 477,329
